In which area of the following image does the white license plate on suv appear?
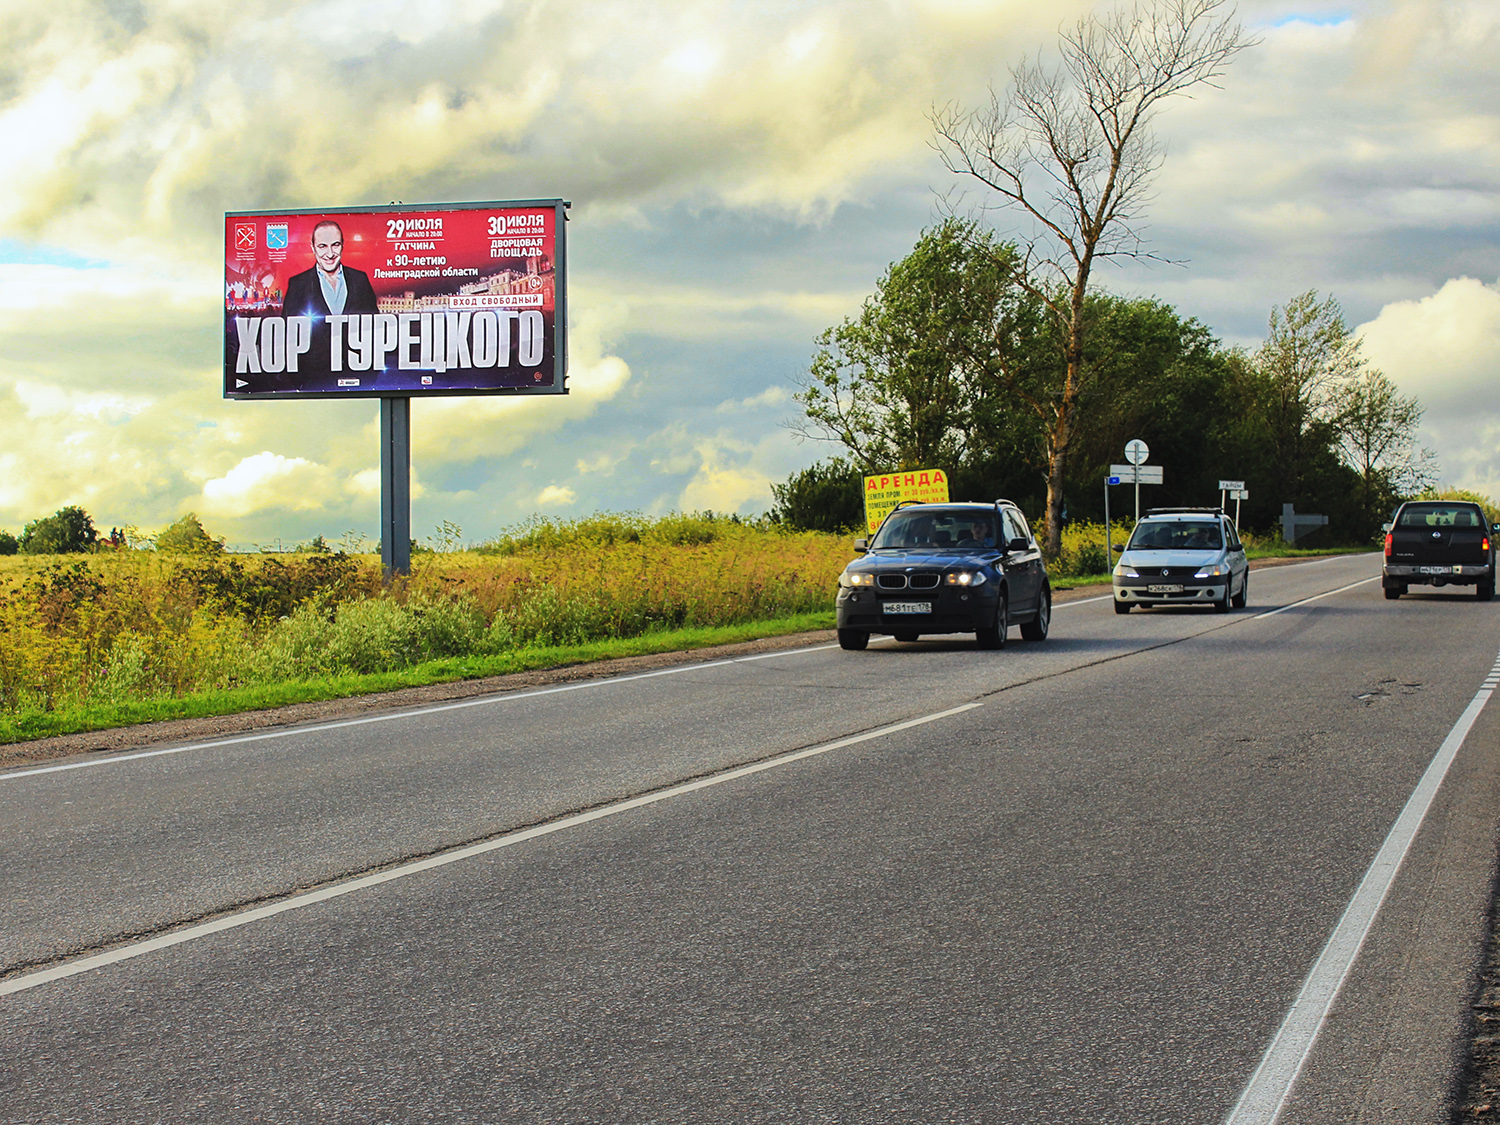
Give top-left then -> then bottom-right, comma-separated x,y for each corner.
1419,565 -> 1460,575
1147,584 -> 1184,594
884,602 -> 932,614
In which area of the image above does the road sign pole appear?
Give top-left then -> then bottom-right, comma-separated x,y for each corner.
1105,477 -> 1112,558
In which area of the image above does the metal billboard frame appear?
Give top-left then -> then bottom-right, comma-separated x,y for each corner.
222,198 -> 570,577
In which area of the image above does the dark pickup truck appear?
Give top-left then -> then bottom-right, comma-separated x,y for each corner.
1383,500 -> 1498,600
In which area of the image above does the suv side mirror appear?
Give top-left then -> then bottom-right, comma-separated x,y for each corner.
1112,543 -> 1124,553
1007,536 -> 1029,553
853,538 -> 868,554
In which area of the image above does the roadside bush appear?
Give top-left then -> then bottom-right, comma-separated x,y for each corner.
1052,520 -> 1134,579
253,593 -> 494,679
156,513 -> 224,555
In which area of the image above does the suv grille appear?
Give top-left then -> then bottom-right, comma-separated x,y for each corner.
876,572 -> 941,590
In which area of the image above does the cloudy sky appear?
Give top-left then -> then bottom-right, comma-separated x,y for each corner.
1,0 -> 1496,548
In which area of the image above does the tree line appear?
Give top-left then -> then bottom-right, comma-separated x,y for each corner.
773,219 -> 1435,547
0,509 -> 226,556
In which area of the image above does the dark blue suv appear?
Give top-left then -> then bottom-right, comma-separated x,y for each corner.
834,500 -> 1051,650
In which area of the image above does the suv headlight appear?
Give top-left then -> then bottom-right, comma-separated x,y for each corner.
1194,563 -> 1229,578
944,570 -> 987,587
1114,563 -> 1139,578
839,569 -> 876,588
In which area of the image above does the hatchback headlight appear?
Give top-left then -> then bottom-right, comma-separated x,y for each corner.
839,570 -> 876,588
944,570 -> 987,587
1114,564 -> 1139,578
1194,563 -> 1229,578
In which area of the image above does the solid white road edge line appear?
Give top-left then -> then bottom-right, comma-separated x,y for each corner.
1223,649 -> 1500,1125
0,644 -> 841,781
0,700 -> 983,997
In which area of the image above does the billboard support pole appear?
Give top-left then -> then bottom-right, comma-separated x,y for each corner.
381,396 -> 412,580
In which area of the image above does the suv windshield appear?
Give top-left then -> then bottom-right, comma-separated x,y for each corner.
1127,521 -> 1222,551
871,509 -> 996,550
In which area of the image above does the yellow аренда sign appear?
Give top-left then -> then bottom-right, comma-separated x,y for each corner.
863,469 -> 950,534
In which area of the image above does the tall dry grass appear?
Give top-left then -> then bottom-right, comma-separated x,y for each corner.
0,514 -> 851,723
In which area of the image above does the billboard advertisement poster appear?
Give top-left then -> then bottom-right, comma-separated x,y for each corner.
863,469 -> 950,534
224,199 -> 568,399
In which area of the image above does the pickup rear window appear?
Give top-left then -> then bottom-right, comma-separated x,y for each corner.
1397,504 -> 1485,529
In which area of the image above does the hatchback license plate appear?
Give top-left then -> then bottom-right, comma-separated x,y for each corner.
884,602 -> 932,614
1147,584 -> 1184,594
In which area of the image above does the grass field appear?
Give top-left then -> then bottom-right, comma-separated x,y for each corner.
0,515 -> 853,743
0,511 -> 1354,744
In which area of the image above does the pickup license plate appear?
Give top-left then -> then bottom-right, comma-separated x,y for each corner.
884,601 -> 932,614
1147,584 -> 1184,594
1418,565 -> 1460,575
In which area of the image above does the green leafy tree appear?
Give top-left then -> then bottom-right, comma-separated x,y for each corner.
1053,295 -> 1228,510
1253,290 -> 1366,506
932,0 -> 1253,556
0,531 -> 17,556
20,506 -> 98,554
770,458 -> 865,534
793,219 -> 1022,472
156,513 -> 225,554
1330,369 -> 1436,536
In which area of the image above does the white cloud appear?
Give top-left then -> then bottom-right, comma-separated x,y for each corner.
12,380 -> 150,422
1357,277 -> 1500,419
199,451 -> 340,515
536,485 -> 577,506
716,386 -> 792,413
348,468 -> 382,498
670,428 -> 810,515
1358,276 -> 1500,500
411,355 -> 632,461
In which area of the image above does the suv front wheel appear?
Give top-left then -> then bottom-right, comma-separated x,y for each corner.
1020,587 -> 1051,641
838,628 -> 870,651
977,595 -> 1007,649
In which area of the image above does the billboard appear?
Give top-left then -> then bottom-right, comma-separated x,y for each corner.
224,199 -> 567,399
863,468 -> 950,534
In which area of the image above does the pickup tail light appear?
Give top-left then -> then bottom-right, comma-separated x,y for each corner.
1486,536 -> 1492,553
1384,532 -> 1393,558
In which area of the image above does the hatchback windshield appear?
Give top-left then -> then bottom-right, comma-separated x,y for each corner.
1126,521 -> 1222,551
871,510 -> 996,550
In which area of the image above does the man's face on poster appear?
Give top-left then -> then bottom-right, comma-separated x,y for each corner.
312,223 -> 344,277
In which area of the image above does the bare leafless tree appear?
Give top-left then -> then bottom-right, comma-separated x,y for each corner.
932,0 -> 1253,557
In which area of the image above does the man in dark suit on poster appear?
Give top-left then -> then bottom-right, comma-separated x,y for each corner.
280,219 -> 379,389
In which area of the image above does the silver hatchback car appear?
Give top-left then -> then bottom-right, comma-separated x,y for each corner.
1112,508 -> 1248,614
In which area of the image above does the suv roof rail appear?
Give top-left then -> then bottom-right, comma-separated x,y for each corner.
1144,507 -> 1226,517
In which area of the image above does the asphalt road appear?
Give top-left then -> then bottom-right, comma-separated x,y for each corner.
3,553 -> 1498,1124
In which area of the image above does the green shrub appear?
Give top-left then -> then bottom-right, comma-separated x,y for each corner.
254,593 -> 492,679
